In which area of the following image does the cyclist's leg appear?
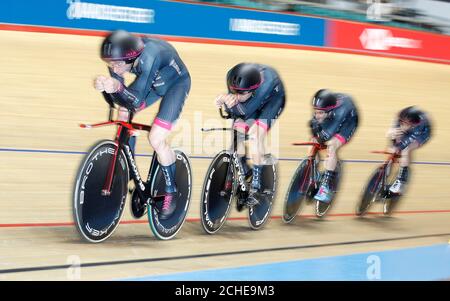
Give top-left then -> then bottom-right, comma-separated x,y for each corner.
324,138 -> 343,170
233,118 -> 249,156
325,115 -> 358,171
399,141 -> 420,166
314,137 -> 343,202
398,128 -> 430,169
233,117 -> 255,178
392,129 -> 429,192
248,94 -> 285,193
399,141 -> 419,177
315,116 -> 357,201
391,127 -> 430,194
149,75 -> 190,186
117,106 -> 129,121
148,76 -> 190,217
389,141 -> 419,194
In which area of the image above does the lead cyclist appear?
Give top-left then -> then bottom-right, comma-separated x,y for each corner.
93,30 -> 191,220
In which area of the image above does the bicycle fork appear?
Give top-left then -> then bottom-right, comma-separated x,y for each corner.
370,160 -> 395,200
300,158 -> 313,194
220,156 -> 234,196
219,153 -> 242,198
222,128 -> 249,195
101,126 -> 124,196
102,125 -> 147,198
299,157 -> 319,199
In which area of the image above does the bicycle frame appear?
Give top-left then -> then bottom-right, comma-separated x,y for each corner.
369,151 -> 401,195
80,105 -> 154,204
230,129 -> 248,193
292,141 -> 327,193
201,107 -> 249,193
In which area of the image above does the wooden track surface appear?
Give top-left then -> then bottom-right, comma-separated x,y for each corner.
0,30 -> 449,280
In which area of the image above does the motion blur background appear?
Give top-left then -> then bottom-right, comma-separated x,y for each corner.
0,0 -> 449,280
196,0 -> 450,34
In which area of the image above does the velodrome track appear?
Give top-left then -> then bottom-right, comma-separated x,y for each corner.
0,30 -> 449,280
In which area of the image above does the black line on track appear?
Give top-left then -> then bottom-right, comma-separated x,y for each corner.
1,232 -> 449,275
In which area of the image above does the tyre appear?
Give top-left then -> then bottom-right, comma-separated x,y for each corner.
147,150 -> 193,240
315,161 -> 342,218
248,154 -> 277,230
73,140 -> 128,243
282,158 -> 314,223
383,162 -> 402,216
200,151 -> 234,234
356,166 -> 385,216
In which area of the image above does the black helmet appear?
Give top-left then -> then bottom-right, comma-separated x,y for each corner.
312,89 -> 338,111
227,63 -> 262,94
399,106 -> 422,125
101,30 -> 144,64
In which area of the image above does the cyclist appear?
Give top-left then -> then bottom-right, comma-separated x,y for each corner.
309,89 -> 359,203
215,63 -> 285,206
93,30 -> 191,219
386,106 -> 431,195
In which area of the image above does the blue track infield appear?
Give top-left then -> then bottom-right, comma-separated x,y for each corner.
122,243 -> 450,281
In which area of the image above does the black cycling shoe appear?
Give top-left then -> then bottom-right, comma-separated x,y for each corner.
159,191 -> 179,220
246,189 -> 261,207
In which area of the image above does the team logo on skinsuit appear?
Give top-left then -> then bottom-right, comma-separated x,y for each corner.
359,29 -> 421,51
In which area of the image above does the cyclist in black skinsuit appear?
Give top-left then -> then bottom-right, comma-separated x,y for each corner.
215,63 -> 285,206
93,30 -> 191,219
309,89 -> 359,203
386,106 -> 432,195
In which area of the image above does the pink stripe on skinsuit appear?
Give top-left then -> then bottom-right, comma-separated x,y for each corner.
153,118 -> 173,130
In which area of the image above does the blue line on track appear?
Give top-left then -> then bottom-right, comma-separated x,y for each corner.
122,243 -> 450,281
1,148 -> 450,166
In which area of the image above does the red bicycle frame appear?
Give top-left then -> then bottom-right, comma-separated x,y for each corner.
80,119 -> 152,196
369,150 -> 401,194
291,141 -> 327,193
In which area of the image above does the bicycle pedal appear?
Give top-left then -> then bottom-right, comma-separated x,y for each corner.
236,199 -> 245,212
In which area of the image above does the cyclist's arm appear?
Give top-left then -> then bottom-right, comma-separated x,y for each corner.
384,120 -> 402,148
109,68 -> 125,83
108,57 -> 161,112
101,90 -> 116,108
313,111 -> 347,144
108,74 -> 152,112
309,118 -> 322,140
224,104 -> 233,115
229,80 -> 277,117
223,104 -> 239,120
228,101 -> 247,117
394,126 -> 423,150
